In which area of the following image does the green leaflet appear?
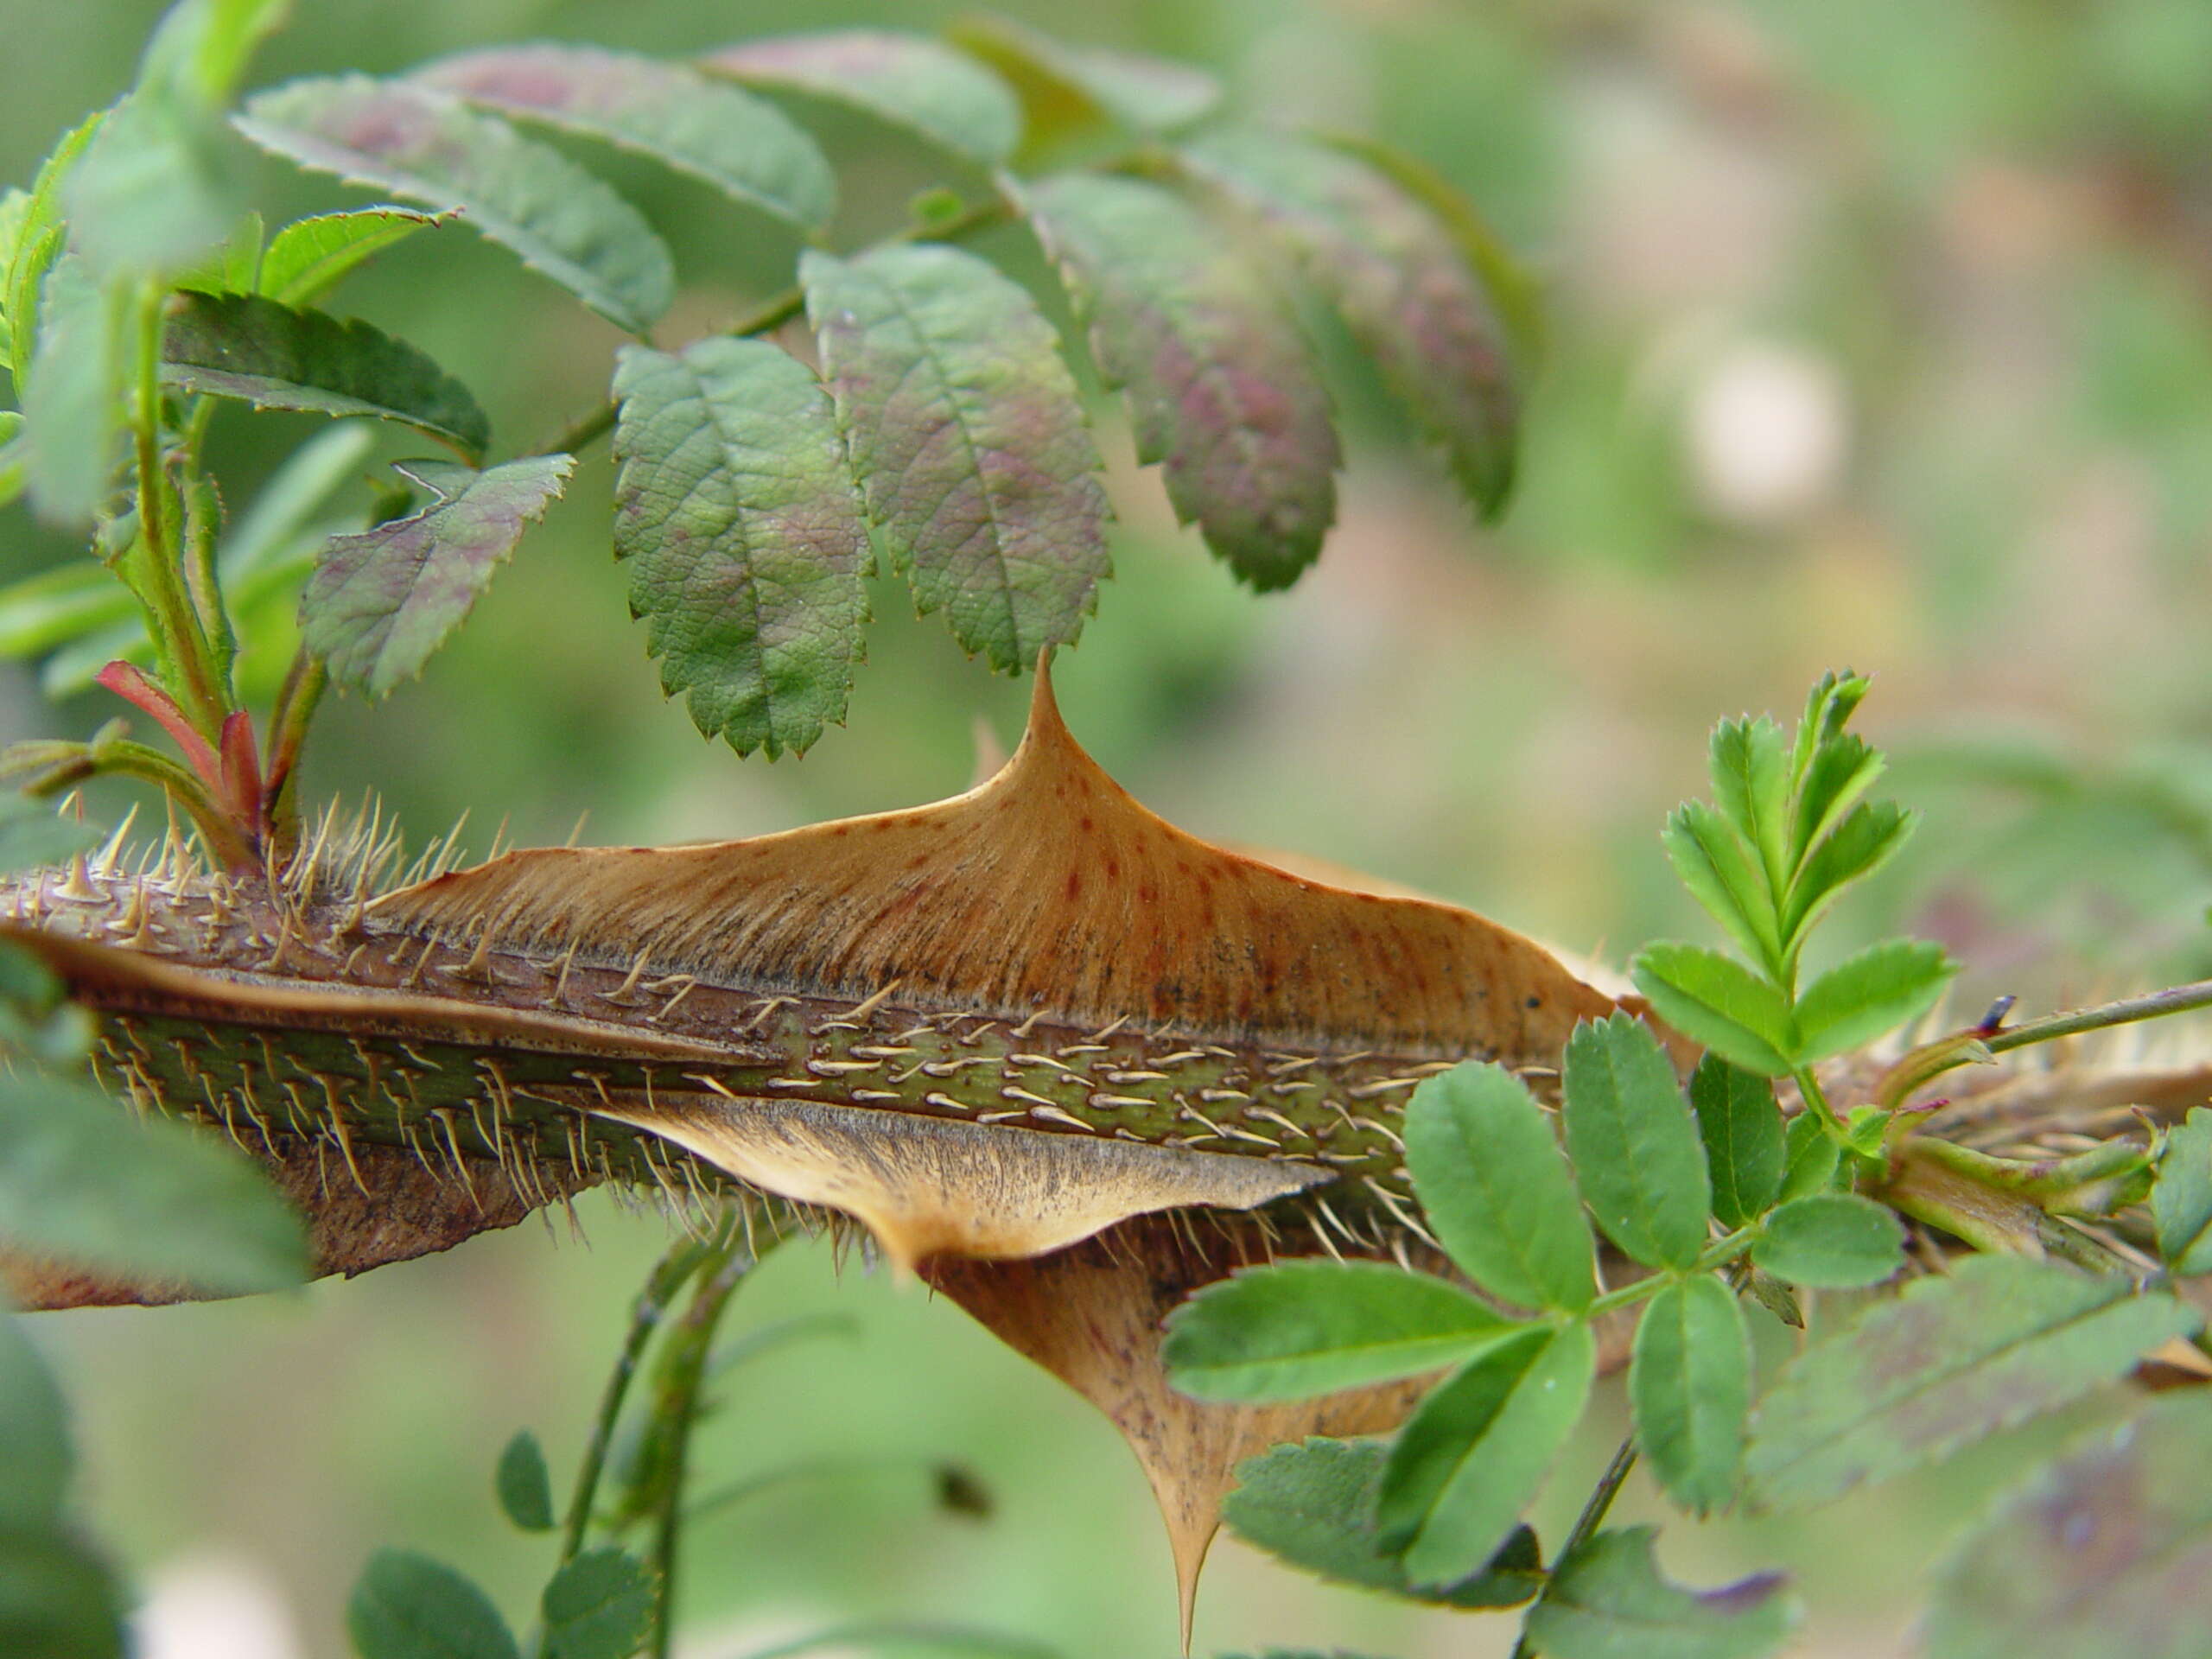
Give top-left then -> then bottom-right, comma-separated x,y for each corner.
4,113 -> 103,391
0,563 -> 130,661
1630,1275 -> 1750,1516
702,29 -> 1022,166
1689,1056 -> 1785,1230
1224,1438 -> 1541,1610
493,1431 -> 555,1534
65,88 -> 237,277
1523,1527 -> 1798,1659
1160,1258 -> 1514,1402
0,1526 -> 127,1659
1790,938 -> 1954,1063
1403,1063 -> 1594,1313
610,338 -> 869,759
1925,1392 -> 2212,1659
417,45 -> 836,232
1662,800 -> 1780,972
947,16 -> 1219,145
302,454 -> 573,697
1777,1112 -> 1840,1201
540,1548 -> 656,1659
1629,944 -> 1793,1077
2152,1107 -> 2212,1274
1022,172 -> 1338,591
1378,1320 -> 1595,1588
1750,1193 -> 1904,1289
258,206 -> 448,307
347,1550 -> 519,1659
1708,717 -> 1792,895
0,1316 -> 73,1528
802,244 -> 1109,672
21,256 -> 130,528
235,76 -> 674,334
161,289 -> 490,459
1744,1256 -> 2202,1510
1560,1013 -> 1711,1268
1183,129 -> 1520,517
0,1071 -> 307,1295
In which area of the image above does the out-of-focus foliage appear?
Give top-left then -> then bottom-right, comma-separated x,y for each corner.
8,2 -> 2212,1656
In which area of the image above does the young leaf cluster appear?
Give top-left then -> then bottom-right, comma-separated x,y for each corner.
1172,1023 -> 2202,1656
1632,672 -> 1956,1105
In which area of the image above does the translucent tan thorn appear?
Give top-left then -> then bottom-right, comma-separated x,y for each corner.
90,804 -> 138,879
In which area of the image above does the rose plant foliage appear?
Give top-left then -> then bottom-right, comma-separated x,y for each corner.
1,6 -> 2211,1659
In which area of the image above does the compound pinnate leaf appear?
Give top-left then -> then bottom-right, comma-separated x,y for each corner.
1745,1256 -> 2201,1511
161,289 -> 489,459
611,338 -> 869,759
1522,1526 -> 1798,1659
1405,1063 -> 1594,1313
1379,1320 -> 1595,1588
493,1429 -> 554,1533
236,76 -> 674,334
541,1547 -> 655,1659
1561,1013 -> 1710,1268
1224,1438 -> 1541,1610
1925,1391 -> 2212,1659
2152,1107 -> 2212,1274
702,30 -> 1021,166
1689,1055 -> 1784,1230
1184,129 -> 1520,517
1751,1193 -> 1903,1290
1022,172 -> 1338,591
803,244 -> 1109,672
346,1549 -> 519,1659
417,45 -> 836,231
1630,1275 -> 1750,1517
304,454 -> 573,698
1630,944 -> 1793,1077
1790,938 -> 1955,1064
258,206 -> 448,307
1161,1258 -> 1514,1402
0,1072 -> 306,1295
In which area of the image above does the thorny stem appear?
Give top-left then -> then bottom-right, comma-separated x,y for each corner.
10,734 -> 251,869
559,1233 -> 719,1564
534,194 -> 1014,461
1985,978 -> 2212,1057
1507,1435 -> 1639,1659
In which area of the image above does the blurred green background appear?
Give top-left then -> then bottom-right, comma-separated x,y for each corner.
10,0 -> 2212,1654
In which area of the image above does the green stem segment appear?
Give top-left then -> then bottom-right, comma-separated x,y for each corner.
128,283 -> 230,747
1508,1435 -> 1640,1659
642,1222 -> 775,1659
558,1234 -> 719,1564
